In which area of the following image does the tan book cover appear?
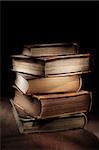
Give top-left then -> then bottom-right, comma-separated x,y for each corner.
14,74 -> 82,95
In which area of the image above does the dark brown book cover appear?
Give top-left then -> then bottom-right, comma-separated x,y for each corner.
11,90 -> 92,119
10,100 -> 87,134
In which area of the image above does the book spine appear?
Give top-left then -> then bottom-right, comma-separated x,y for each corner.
77,75 -> 82,92
88,92 -> 93,112
82,113 -> 88,128
73,42 -> 79,54
10,99 -> 24,134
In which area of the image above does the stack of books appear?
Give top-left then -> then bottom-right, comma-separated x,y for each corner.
10,42 -> 92,134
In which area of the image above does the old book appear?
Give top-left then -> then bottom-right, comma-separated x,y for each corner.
22,42 -> 78,57
12,55 -> 44,76
10,100 -> 87,134
12,90 -> 92,119
43,54 -> 91,76
14,74 -> 82,95
12,53 -> 91,77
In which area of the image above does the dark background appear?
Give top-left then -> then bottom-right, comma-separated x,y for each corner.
1,1 -> 98,114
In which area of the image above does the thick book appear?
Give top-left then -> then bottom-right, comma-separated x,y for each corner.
22,42 -> 78,57
12,55 -> 44,76
10,100 -> 87,134
12,53 -> 91,77
14,74 -> 82,95
12,90 -> 92,119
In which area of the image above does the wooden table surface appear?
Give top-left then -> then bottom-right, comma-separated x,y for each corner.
1,98 -> 99,150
